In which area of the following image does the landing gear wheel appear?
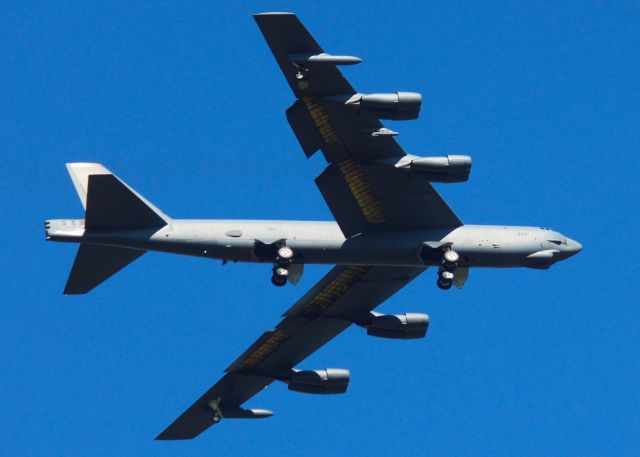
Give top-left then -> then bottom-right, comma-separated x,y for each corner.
443,250 -> 459,269
277,247 -> 294,261
272,247 -> 293,286
437,278 -> 453,290
439,270 -> 455,282
212,414 -> 221,423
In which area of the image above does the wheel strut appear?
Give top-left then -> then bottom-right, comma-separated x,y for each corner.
443,249 -> 459,268
271,246 -> 294,286
437,249 -> 459,290
208,397 -> 224,423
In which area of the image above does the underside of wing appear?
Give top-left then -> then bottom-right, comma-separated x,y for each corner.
156,265 -> 425,440
254,13 -> 463,237
315,160 -> 463,235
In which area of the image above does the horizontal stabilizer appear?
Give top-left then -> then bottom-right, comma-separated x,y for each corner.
64,244 -> 145,295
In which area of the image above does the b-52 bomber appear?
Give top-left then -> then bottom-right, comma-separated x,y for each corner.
45,13 -> 582,439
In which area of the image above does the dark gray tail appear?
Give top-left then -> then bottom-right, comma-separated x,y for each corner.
64,245 -> 145,294
63,163 -> 169,294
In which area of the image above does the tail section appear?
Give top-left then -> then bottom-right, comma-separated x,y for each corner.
66,163 -> 111,210
62,163 -> 170,294
67,163 -> 169,230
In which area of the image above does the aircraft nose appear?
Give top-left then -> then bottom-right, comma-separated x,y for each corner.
565,238 -> 582,256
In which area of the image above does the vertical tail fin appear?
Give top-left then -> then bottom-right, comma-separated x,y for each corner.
65,163 -> 111,210
66,163 -> 170,230
63,163 -> 170,294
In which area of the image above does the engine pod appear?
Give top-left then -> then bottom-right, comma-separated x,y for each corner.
401,155 -> 472,182
367,313 -> 429,339
346,92 -> 422,120
288,368 -> 350,395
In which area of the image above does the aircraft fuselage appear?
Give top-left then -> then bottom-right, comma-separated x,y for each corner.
46,219 -> 581,270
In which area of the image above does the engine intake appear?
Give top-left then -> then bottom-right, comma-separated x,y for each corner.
398,155 -> 472,182
366,313 -> 429,339
288,368 -> 350,395
346,92 -> 422,120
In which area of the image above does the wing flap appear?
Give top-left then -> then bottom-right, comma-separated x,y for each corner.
226,329 -> 290,373
286,98 -> 323,157
362,161 -> 463,230
316,160 -> 462,237
315,165 -> 368,236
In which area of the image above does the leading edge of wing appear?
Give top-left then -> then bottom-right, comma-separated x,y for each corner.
156,265 -> 424,440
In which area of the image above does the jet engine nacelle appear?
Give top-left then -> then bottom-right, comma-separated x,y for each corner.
346,92 -> 422,120
398,155 -> 472,183
288,368 -> 350,395
367,313 -> 429,339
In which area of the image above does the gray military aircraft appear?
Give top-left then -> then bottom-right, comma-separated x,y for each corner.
45,13 -> 581,439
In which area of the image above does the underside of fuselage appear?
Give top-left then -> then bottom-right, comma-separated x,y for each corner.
45,162 -> 580,294
46,218 -> 581,270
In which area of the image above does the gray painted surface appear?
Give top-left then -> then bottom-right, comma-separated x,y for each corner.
47,219 -> 581,269
45,11 -> 582,440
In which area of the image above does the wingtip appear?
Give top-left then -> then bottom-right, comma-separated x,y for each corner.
154,430 -> 175,440
155,431 -> 193,441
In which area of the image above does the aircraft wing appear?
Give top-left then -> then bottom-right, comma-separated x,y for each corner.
156,264 -> 424,440
254,13 -> 462,237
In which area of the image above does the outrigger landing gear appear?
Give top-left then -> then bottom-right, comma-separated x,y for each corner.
437,249 -> 459,290
208,397 -> 223,424
271,246 -> 294,287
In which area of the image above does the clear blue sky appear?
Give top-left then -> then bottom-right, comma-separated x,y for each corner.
2,1 -> 638,456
